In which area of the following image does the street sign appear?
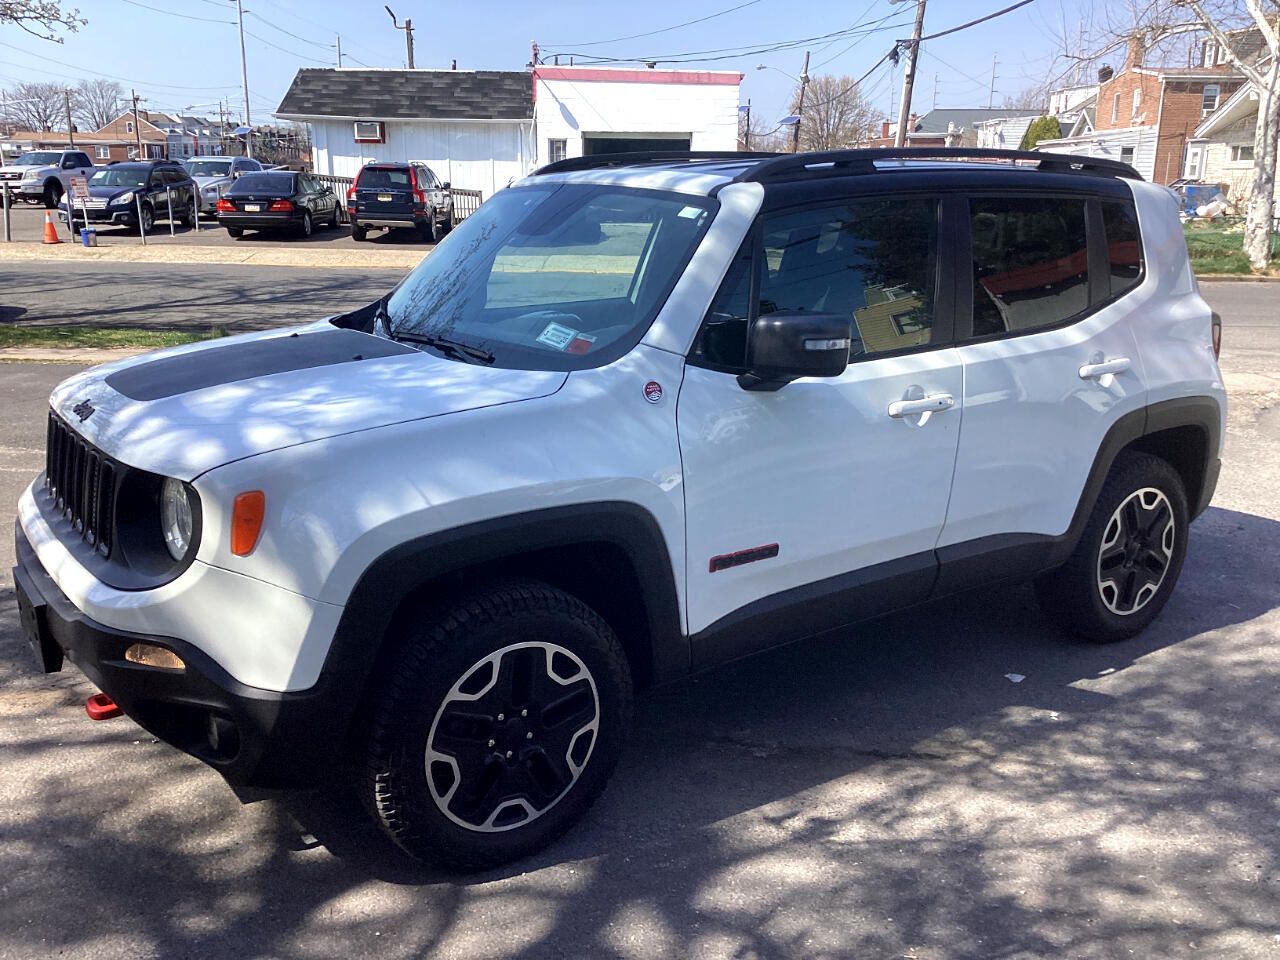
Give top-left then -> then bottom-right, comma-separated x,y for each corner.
69,175 -> 89,199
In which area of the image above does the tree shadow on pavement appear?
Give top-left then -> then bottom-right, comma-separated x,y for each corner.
0,504 -> 1277,958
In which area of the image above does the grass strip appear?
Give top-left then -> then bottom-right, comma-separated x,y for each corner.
0,325 -> 223,350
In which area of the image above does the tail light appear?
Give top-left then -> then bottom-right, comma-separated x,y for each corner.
1211,312 -> 1222,359
409,167 -> 426,208
346,185 -> 356,202
268,199 -> 294,212
215,198 -> 234,213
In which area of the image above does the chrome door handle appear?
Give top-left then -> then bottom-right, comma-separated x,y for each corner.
888,394 -> 955,419
1079,357 -> 1131,380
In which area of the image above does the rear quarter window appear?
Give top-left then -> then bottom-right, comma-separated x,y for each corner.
1102,201 -> 1143,297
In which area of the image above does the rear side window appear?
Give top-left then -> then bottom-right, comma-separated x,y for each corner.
970,197 -> 1089,337
694,197 -> 940,368
1102,201 -> 1143,297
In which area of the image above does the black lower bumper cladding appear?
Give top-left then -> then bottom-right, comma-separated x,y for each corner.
13,524 -> 344,789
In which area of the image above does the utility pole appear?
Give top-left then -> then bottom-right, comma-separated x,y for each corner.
336,33 -> 343,68
129,89 -> 144,159
791,50 -> 810,154
987,54 -> 999,109
234,0 -> 253,158
932,73 -> 939,110
385,7 -> 415,68
63,89 -> 75,146
742,99 -> 751,150
893,0 -> 926,148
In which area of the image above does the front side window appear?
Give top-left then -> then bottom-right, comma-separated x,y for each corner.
1102,201 -> 1143,297
381,184 -> 716,370
1202,84 -> 1220,114
970,197 -> 1089,337
694,197 -> 939,368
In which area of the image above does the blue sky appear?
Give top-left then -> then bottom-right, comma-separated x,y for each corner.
0,0 -> 1092,128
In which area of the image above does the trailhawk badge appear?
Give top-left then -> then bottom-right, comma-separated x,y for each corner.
643,381 -> 663,403
70,399 -> 95,422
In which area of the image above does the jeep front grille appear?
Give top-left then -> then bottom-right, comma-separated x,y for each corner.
45,413 -> 118,556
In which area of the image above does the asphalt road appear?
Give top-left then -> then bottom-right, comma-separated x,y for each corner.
0,261 -> 400,333
0,280 -> 1277,959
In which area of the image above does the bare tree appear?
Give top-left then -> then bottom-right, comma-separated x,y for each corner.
790,74 -> 876,152
74,78 -> 122,131
1171,0 -> 1278,270
1,81 -> 67,130
742,115 -> 789,153
0,0 -> 85,41
1002,86 -> 1049,112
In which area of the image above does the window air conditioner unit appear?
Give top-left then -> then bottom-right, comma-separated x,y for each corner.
354,121 -> 385,143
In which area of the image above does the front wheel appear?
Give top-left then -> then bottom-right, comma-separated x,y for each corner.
359,580 -> 633,870
43,181 -> 62,209
1035,452 -> 1189,642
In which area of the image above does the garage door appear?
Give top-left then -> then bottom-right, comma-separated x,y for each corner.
583,136 -> 692,155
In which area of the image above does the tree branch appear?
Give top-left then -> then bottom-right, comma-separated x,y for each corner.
1176,0 -> 1268,83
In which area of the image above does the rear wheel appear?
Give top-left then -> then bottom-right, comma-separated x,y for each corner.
180,198 -> 196,227
226,227 -> 243,238
418,214 -> 438,243
298,211 -> 313,238
1035,452 -> 1188,642
359,579 -> 632,870
326,205 -> 339,229
351,223 -> 368,241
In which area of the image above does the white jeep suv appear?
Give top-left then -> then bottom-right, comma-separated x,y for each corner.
14,149 -> 1225,870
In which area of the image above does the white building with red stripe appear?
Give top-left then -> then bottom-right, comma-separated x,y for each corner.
275,65 -> 742,198
532,65 -> 743,164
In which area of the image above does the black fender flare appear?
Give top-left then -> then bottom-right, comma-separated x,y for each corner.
315,501 -> 687,731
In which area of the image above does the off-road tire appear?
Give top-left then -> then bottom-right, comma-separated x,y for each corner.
359,579 -> 633,870
1035,452 -> 1189,643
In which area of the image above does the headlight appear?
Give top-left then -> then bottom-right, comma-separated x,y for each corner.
160,478 -> 194,562
204,186 -> 219,196
22,170 -> 39,180
113,191 -> 134,206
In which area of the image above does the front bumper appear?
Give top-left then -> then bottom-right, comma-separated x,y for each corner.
14,523 -> 345,788
61,207 -> 135,226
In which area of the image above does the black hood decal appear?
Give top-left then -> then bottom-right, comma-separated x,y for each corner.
105,328 -> 416,402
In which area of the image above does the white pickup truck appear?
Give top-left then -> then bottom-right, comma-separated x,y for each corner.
0,149 -> 97,207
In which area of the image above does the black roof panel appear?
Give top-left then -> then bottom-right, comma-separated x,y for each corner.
276,69 -> 533,121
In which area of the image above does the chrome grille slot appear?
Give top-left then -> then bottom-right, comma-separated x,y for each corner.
44,413 -> 118,557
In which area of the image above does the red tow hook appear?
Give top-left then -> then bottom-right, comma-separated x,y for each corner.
85,693 -> 123,721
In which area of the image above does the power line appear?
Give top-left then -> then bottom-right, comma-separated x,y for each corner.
917,0 -> 1035,42
0,39 -> 242,91
245,9 -> 334,51
243,29 -> 331,64
118,0 -> 233,23
812,5 -> 900,69
545,0 -> 765,48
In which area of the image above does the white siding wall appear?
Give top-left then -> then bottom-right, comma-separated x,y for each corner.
311,118 -> 532,198
534,74 -> 741,163
1035,127 -> 1159,181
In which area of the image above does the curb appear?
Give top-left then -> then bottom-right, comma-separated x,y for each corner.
0,346 -> 153,364
1196,274 -> 1280,282
0,242 -> 422,272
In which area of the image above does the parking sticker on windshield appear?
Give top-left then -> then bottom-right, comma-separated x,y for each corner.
536,321 -> 578,351
678,205 -> 704,219
566,333 -> 596,355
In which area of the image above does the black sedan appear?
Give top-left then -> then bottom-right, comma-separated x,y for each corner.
216,171 -> 340,238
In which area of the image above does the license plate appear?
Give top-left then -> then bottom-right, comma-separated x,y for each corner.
243,203 -> 261,212
377,194 -> 393,201
15,571 -> 62,673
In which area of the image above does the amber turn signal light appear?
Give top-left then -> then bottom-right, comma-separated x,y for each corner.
124,643 -> 185,671
231,490 -> 266,556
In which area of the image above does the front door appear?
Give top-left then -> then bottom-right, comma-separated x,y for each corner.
677,194 -> 964,665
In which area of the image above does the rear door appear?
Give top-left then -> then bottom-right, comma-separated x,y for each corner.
677,192 -> 965,663
355,165 -> 414,218
935,191 -> 1148,588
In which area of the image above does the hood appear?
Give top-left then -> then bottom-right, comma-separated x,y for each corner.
1,164 -> 47,175
85,184 -> 136,200
48,323 -> 568,481
192,174 -> 231,189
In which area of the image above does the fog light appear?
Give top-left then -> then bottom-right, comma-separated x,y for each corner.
124,643 -> 185,670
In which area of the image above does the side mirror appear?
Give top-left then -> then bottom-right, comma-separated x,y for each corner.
737,311 -> 852,391
440,181 -> 451,190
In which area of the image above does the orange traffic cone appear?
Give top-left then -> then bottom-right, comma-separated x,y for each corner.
42,210 -> 62,245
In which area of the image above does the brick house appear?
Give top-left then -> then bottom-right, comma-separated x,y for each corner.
0,130 -> 162,164
1034,33 -> 1260,184
92,111 -> 168,160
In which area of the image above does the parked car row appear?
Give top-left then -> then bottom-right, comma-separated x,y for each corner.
43,154 -> 458,241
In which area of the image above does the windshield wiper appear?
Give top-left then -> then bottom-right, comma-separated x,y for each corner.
391,329 -> 496,365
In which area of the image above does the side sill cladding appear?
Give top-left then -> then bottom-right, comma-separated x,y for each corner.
317,502 -> 687,729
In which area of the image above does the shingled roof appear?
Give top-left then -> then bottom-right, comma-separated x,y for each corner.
275,69 -> 533,121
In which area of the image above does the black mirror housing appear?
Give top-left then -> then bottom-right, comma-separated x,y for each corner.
441,181 -> 451,189
738,311 -> 852,391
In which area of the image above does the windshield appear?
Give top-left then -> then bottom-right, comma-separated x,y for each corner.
89,168 -> 147,188
228,172 -> 294,196
381,184 -> 716,370
184,160 -> 232,177
14,152 -> 59,166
